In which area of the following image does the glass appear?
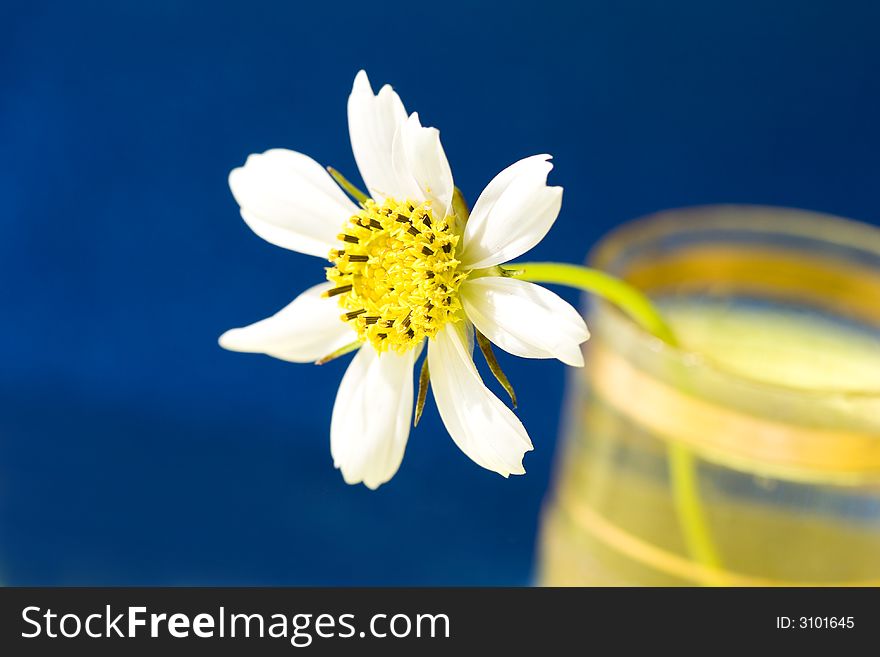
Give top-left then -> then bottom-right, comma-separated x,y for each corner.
538,206 -> 880,586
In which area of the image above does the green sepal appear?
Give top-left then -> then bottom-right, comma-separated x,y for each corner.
327,166 -> 369,204
414,357 -> 431,426
475,330 -> 517,408
314,341 -> 361,365
452,187 -> 470,229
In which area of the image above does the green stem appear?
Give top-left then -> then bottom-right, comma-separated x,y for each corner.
506,261 -> 723,581
505,263 -> 677,345
667,444 -> 723,577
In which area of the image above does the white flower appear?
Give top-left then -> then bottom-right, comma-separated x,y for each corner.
220,71 -> 590,489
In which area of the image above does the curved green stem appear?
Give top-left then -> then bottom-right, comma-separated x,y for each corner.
506,261 -> 723,581
504,263 -> 677,345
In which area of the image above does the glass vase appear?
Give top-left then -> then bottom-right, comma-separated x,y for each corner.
538,205 -> 880,586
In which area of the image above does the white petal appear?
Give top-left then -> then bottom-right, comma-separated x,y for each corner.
219,282 -> 357,363
330,345 -> 416,489
229,149 -> 358,258
347,70 -> 409,202
428,322 -> 533,477
458,155 -> 563,269
391,112 -> 454,218
461,277 -> 589,367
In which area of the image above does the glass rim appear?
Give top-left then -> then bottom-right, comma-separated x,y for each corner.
588,204 -> 880,401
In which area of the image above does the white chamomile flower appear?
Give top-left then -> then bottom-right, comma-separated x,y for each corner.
220,70 -> 590,489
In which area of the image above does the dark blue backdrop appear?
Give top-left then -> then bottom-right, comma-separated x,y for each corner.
1,1 -> 878,584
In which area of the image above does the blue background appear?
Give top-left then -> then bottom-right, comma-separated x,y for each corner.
1,1 -> 878,584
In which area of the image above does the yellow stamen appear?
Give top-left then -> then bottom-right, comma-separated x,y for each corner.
325,198 -> 466,353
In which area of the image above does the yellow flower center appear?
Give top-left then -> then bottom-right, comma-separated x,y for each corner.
325,198 -> 466,353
